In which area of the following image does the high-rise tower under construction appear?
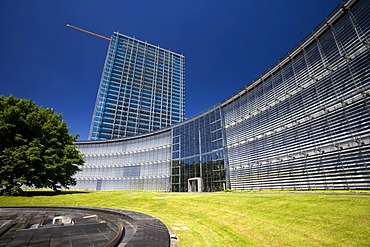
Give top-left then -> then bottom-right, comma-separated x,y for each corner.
89,32 -> 185,140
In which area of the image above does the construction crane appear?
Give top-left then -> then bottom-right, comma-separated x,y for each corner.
66,24 -> 111,41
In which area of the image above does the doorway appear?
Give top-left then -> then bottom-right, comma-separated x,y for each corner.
188,177 -> 203,192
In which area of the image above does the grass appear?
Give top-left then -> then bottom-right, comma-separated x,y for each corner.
1,190 -> 370,246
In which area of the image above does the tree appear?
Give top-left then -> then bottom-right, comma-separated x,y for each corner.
0,95 -> 84,195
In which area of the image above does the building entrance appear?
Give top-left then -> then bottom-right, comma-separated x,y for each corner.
188,178 -> 203,192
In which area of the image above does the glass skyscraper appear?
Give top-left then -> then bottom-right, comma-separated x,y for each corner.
89,32 -> 185,140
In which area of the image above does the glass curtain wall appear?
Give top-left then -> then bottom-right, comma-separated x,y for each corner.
74,0 -> 370,192
222,0 -> 370,190
171,107 -> 226,192
73,130 -> 171,191
89,32 -> 185,140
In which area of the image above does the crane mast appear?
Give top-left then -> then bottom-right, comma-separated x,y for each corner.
66,24 -> 111,41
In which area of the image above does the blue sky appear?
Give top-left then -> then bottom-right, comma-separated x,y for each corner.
0,0 -> 340,140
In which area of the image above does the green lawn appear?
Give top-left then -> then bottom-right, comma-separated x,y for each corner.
1,190 -> 369,246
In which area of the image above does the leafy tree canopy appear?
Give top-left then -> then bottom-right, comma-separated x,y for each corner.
0,95 -> 84,195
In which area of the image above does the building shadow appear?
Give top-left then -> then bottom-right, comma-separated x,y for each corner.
22,190 -> 91,197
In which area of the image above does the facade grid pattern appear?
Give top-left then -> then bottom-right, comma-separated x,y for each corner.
74,0 -> 370,192
171,107 -> 226,192
222,0 -> 370,190
72,130 -> 171,191
89,32 -> 185,140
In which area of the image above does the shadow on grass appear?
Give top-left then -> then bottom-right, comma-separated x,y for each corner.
21,190 -> 91,197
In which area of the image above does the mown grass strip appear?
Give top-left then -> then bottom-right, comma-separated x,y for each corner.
1,190 -> 369,246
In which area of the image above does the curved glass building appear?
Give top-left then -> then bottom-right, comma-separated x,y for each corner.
73,0 -> 370,191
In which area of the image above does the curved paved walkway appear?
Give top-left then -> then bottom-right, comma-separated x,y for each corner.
0,206 -> 172,246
